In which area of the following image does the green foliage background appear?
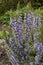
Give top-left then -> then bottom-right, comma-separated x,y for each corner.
0,0 -> 43,65
0,0 -> 43,42
0,0 -> 43,14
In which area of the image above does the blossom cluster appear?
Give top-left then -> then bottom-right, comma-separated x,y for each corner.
6,12 -> 43,65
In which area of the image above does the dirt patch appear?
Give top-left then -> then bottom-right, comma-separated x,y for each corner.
0,24 -> 11,31
0,24 -> 3,31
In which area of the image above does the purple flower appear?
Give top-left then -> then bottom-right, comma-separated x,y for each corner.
16,14 -> 23,45
5,12 -> 43,65
35,55 -> 40,64
35,14 -> 41,28
24,13 -> 32,44
29,62 -> 34,65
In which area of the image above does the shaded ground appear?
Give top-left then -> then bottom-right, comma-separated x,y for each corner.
0,24 -> 3,31
0,24 -> 10,31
